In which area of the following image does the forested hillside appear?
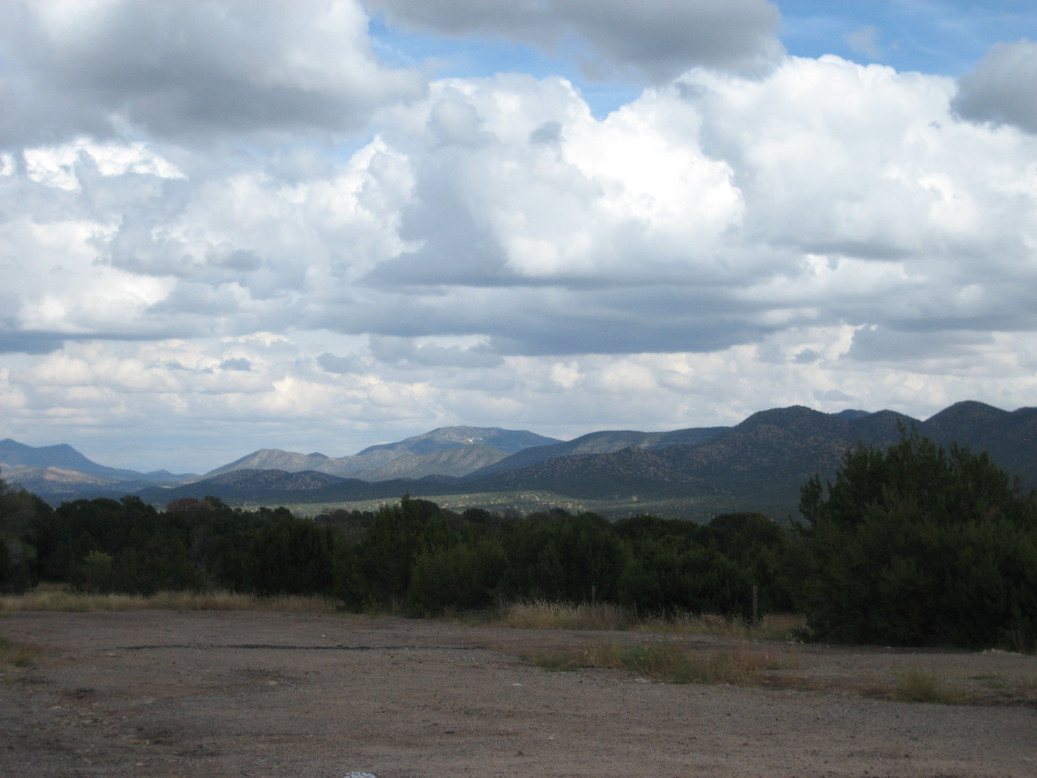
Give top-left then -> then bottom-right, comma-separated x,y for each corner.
4,403 -> 1036,522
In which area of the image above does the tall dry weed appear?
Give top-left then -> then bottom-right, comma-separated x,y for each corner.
892,665 -> 970,705
494,600 -> 805,640
496,600 -> 631,631
529,640 -> 796,686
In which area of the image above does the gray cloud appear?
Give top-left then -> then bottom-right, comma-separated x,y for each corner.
953,39 -> 1037,133
369,335 -> 503,368
317,353 -> 362,375
0,0 -> 425,147
530,121 -> 563,145
551,0 -> 785,81
219,357 -> 252,372
847,326 -> 995,363
312,282 -> 776,358
0,331 -> 66,355
367,0 -> 784,82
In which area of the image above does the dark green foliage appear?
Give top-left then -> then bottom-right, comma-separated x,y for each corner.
45,497 -> 159,581
335,497 -> 427,607
315,507 -> 374,543
0,473 -> 49,592
77,550 -> 116,593
500,510 -> 626,603
406,534 -> 507,614
59,498 -> 207,595
800,430 -> 1037,649
11,483 -> 796,620
705,513 -> 782,558
114,531 -> 204,595
242,515 -> 334,596
613,514 -> 704,553
33,494 -> 270,595
618,541 -> 751,617
705,512 -> 799,613
9,428 -> 1036,650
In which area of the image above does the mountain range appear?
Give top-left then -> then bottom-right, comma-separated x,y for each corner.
3,401 -> 1035,520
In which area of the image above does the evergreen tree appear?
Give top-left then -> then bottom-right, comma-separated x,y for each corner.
0,471 -> 48,592
243,514 -> 334,596
799,430 -> 1037,648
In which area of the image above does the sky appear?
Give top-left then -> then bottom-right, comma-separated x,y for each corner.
1,0 -> 1036,473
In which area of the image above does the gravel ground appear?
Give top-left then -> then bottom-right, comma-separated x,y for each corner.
2,609 -> 1035,777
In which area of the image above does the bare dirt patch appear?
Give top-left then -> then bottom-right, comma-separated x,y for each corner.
2,610 -> 1035,777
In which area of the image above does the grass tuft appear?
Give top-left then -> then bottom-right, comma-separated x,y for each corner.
0,636 -> 42,671
528,640 -> 797,686
634,611 -> 806,641
496,600 -> 631,631
892,665 -> 970,705
493,600 -> 806,639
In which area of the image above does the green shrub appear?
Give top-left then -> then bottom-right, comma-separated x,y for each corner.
243,516 -> 334,596
800,430 -> 1037,649
77,550 -> 116,593
406,536 -> 507,614
618,544 -> 752,618
893,665 -> 969,704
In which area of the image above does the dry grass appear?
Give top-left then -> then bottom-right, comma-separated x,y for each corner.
528,642 -> 1008,705
480,601 -> 809,690
6,589 -> 806,642
634,611 -> 806,642
528,643 -> 624,672
0,587 -> 339,614
892,664 -> 971,705
493,600 -> 806,641
0,636 -> 42,671
529,640 -> 798,687
494,600 -> 632,631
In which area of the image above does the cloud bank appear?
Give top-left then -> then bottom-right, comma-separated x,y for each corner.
368,0 -> 785,81
1,0 -> 1035,471
953,39 -> 1037,133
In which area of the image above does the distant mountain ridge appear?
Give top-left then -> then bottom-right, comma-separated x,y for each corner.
5,402 -> 1036,519
356,426 -> 557,457
203,426 -> 562,481
205,449 -> 335,477
469,426 -> 728,477
0,438 -> 172,481
0,438 -> 193,499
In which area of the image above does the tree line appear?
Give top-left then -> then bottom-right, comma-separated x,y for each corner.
2,429 -> 1035,651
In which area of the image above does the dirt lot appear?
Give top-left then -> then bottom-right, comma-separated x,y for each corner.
2,609 -> 1035,777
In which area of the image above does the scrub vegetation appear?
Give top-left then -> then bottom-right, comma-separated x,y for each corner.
529,641 -> 796,687
2,430 -> 1036,652
0,635 -> 41,671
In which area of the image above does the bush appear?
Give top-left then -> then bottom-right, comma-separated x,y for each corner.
406,536 -> 507,614
0,474 -> 46,592
77,550 -> 116,593
618,543 -> 752,618
243,516 -> 334,596
799,430 -> 1037,649
500,511 -> 626,603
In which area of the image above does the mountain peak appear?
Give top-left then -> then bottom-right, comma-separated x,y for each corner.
357,426 -> 560,457
736,405 -> 832,430
204,449 -> 333,477
834,409 -> 871,420
927,400 -> 1006,423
